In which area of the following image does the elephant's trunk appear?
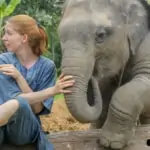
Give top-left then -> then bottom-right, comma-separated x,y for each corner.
61,43 -> 102,123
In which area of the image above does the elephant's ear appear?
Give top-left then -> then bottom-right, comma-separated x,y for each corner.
125,0 -> 149,56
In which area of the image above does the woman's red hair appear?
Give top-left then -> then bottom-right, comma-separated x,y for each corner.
7,14 -> 48,56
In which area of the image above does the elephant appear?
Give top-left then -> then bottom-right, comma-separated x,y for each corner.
58,0 -> 150,149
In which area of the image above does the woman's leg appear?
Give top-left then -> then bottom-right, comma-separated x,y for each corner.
4,97 -> 53,150
0,100 -> 19,127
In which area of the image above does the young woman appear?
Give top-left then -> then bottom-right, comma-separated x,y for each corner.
0,14 -> 74,150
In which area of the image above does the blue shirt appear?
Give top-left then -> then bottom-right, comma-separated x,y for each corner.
0,52 -> 56,115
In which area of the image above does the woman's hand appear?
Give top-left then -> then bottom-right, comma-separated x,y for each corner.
53,73 -> 75,94
0,64 -> 22,80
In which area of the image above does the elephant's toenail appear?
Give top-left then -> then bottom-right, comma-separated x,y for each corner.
110,141 -> 124,149
100,137 -> 109,147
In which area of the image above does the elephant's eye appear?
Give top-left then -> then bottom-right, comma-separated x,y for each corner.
95,26 -> 112,44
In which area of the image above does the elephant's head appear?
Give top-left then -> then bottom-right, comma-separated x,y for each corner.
58,0 -> 131,123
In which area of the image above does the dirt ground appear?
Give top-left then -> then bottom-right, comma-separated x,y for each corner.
40,99 -> 90,132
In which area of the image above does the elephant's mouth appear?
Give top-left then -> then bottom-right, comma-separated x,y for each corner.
87,76 -> 101,107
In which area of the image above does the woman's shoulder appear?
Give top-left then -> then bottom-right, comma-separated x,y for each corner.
0,52 -> 13,57
40,56 -> 56,69
0,52 -> 14,63
36,56 -> 56,77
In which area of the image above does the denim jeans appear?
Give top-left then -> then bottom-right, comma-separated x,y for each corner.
0,97 -> 54,150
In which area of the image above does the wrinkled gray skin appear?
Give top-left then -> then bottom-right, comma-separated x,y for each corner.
58,0 -> 150,149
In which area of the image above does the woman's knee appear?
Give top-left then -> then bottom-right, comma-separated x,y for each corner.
6,98 -> 40,145
15,96 -> 32,114
8,96 -> 33,123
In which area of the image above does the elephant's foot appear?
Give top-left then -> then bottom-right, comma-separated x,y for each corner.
99,106 -> 135,149
100,128 -> 131,149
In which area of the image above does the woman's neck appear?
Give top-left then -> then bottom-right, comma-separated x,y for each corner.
15,47 -> 39,69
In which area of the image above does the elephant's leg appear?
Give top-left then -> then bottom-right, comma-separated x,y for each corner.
99,78 -> 150,149
100,31 -> 150,149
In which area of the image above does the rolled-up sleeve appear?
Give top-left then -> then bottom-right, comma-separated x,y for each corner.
37,61 -> 56,115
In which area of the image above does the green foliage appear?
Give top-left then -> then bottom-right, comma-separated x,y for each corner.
147,0 -> 150,5
0,0 -> 21,18
0,0 -> 21,29
54,94 -> 64,101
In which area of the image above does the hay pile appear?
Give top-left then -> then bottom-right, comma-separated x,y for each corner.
40,99 -> 89,132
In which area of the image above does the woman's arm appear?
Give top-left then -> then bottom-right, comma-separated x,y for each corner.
16,75 -> 44,114
18,74 -> 74,104
15,74 -> 32,92
0,64 -> 75,113
0,64 -> 43,114
19,87 -> 56,104
0,64 -> 32,93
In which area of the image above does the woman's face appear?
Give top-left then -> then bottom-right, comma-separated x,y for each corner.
2,22 -> 25,52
